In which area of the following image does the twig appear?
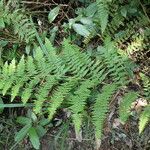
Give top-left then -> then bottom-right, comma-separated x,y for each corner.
20,1 -> 68,7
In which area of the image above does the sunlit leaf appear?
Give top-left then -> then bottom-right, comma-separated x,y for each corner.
29,127 -> 40,150
48,6 -> 60,23
72,23 -> 90,37
15,124 -> 31,142
16,116 -> 32,125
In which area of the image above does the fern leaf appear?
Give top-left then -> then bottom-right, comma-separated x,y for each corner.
10,9 -> 35,43
92,83 -> 117,139
21,76 -> 40,104
140,73 -> 150,100
26,56 -> 37,75
34,75 -> 57,114
69,79 -> 95,134
48,78 -> 77,120
10,56 -> 27,101
62,39 -> 91,78
1,60 -> 16,94
2,76 -> 14,96
96,0 -> 109,33
119,92 -> 138,123
8,59 -> 16,75
16,55 -> 25,76
45,38 -> 65,75
139,105 -> 150,134
98,38 -> 129,85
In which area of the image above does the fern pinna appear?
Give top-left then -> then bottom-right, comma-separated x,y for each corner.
0,38 -> 141,141
0,0 -> 35,43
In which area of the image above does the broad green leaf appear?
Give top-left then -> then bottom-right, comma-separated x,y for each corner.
28,127 -> 40,150
36,125 -> 47,137
72,23 -> 90,37
80,17 -> 93,25
16,116 -> 32,125
31,112 -> 38,122
0,97 -> 4,114
0,18 -> 5,29
48,6 -> 60,23
15,124 -> 31,142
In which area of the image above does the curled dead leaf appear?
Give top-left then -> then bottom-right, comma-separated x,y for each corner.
131,98 -> 148,112
113,118 -> 122,128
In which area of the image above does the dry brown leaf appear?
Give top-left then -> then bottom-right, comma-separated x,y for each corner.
113,118 -> 122,128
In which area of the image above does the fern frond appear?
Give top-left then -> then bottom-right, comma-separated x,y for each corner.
105,12 -> 125,38
16,56 -> 25,76
45,38 -> 66,75
83,33 -> 94,45
114,15 -> 149,45
62,39 -> 92,78
21,76 -> 41,104
139,105 -> 150,134
11,9 -> 35,43
92,83 -> 117,139
0,2 -> 36,43
0,60 -> 14,88
34,75 -> 57,114
34,47 -> 48,74
140,73 -> 150,100
48,78 -> 77,120
96,0 -> 109,33
26,56 -> 37,75
11,56 -> 27,101
1,60 -> 16,95
119,92 -> 138,123
69,79 -> 95,134
98,38 -> 129,85
126,35 -> 144,55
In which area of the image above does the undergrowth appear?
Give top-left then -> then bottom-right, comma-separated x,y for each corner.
0,0 -> 149,149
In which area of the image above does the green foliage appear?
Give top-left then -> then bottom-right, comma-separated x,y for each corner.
69,79 -> 96,134
0,0 -> 150,149
140,73 -> 150,100
0,38 -> 135,142
0,0 -> 35,43
96,0 -> 110,33
92,83 -> 117,139
15,110 -> 49,149
137,73 -> 150,135
98,38 -> 130,85
119,92 -> 138,123
139,105 -> 150,134
48,6 -> 60,24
